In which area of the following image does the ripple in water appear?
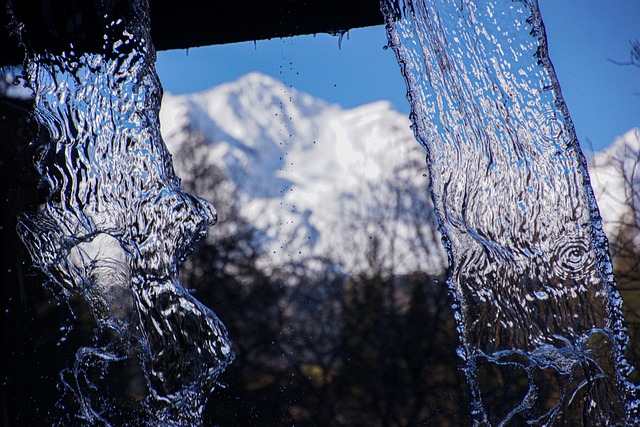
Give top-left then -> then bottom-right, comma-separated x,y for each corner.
381,0 -> 638,424
16,5 -> 232,426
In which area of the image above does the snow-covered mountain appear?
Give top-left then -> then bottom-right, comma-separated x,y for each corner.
588,128 -> 640,245
160,72 -> 446,276
159,72 -> 638,276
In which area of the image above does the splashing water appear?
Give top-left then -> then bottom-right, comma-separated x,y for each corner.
382,0 -> 638,424
16,4 -> 232,426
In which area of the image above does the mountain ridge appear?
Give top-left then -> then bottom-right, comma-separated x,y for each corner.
589,127 -> 640,244
161,72 -> 446,276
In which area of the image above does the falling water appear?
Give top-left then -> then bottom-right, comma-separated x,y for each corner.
14,2 -> 232,425
382,0 -> 638,425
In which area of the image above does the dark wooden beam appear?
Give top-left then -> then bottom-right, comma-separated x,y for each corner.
150,0 -> 384,51
1,0 -> 383,65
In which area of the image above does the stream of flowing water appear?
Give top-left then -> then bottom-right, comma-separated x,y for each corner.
381,0 -> 638,425
16,3 -> 233,426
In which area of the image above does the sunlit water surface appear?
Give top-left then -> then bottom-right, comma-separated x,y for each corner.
382,0 -> 638,425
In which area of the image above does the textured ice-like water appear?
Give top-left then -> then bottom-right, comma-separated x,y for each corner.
17,8 -> 232,426
382,0 -> 638,424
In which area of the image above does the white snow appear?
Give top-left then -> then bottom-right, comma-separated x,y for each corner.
160,73 -> 447,276
588,128 -> 640,244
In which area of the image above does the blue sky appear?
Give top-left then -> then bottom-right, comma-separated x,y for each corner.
156,1 -> 639,153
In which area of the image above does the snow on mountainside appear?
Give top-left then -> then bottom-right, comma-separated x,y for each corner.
588,128 -> 640,246
160,72 -> 447,276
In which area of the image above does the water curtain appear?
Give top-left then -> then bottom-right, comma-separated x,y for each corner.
16,1 -> 232,425
381,0 -> 637,424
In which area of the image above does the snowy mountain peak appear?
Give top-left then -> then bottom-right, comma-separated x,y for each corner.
596,128 -> 640,165
160,73 -> 444,276
232,71 -> 290,92
589,128 -> 640,241
197,72 -> 333,120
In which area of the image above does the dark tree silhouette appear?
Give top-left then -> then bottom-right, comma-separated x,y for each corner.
168,128 -> 469,426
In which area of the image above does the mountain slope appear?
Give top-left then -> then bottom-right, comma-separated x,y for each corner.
160,73 -> 446,276
589,128 -> 640,246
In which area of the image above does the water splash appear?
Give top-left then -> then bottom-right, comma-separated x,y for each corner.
16,4 -> 232,426
381,0 -> 638,424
